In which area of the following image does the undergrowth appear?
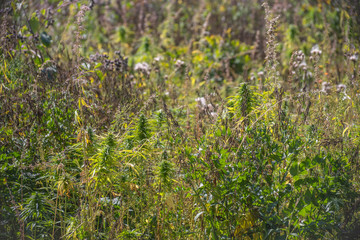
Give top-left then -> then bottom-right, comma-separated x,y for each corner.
1,0 -> 360,239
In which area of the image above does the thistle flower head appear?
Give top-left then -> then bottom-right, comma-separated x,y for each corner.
298,60 -> 307,70
134,62 -> 150,75
336,84 -> 347,93
311,44 -> 322,56
154,55 -> 163,62
321,81 -> 331,93
349,53 -> 358,62
195,97 -> 206,107
175,59 -> 185,68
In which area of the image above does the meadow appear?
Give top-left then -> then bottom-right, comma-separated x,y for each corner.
0,0 -> 360,239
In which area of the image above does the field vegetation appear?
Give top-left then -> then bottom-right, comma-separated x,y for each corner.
0,0 -> 360,239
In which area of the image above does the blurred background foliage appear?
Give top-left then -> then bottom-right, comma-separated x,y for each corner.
0,0 -> 360,239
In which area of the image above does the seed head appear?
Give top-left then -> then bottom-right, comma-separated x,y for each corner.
311,44 -> 322,56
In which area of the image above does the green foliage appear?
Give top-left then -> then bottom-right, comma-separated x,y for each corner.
238,83 -> 255,117
1,0 -> 360,239
137,114 -> 150,141
157,159 -> 174,191
40,32 -> 52,47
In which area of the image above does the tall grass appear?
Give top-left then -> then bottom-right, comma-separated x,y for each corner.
0,0 -> 359,239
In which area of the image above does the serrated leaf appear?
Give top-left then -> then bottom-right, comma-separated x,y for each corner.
40,32 -> 52,47
304,189 -> 312,204
29,17 -> 40,33
290,163 -> 298,176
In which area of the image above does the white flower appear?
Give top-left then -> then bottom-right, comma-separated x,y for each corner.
342,93 -> 351,100
311,44 -> 322,55
175,59 -> 185,68
210,112 -> 218,118
336,84 -> 346,93
194,147 -> 203,157
350,53 -> 358,62
134,62 -> 149,71
336,84 -> 351,100
321,82 -> 331,94
207,104 -> 214,111
195,97 -> 206,107
250,73 -> 255,81
134,62 -> 150,75
298,60 -> 307,70
154,55 -> 163,62
296,51 -> 305,61
306,71 -> 313,78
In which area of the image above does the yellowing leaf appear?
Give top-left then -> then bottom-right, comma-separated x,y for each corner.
77,131 -> 82,142
129,183 -> 139,191
165,194 -> 175,210
191,77 -> 196,86
81,98 -> 89,107
1,65 -> 10,83
342,127 -> 349,137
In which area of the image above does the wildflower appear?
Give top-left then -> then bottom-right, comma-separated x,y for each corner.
175,59 -> 185,68
306,71 -> 313,78
349,53 -> 358,62
194,147 -> 203,157
336,84 -> 346,93
296,51 -> 305,61
336,84 -> 351,100
321,82 -> 331,94
154,55 -> 163,62
89,53 -> 101,62
342,94 -> 351,100
298,60 -> 307,70
207,104 -> 214,112
210,112 -> 218,118
195,97 -> 206,107
134,62 -> 150,75
250,73 -> 256,81
311,44 -> 322,56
